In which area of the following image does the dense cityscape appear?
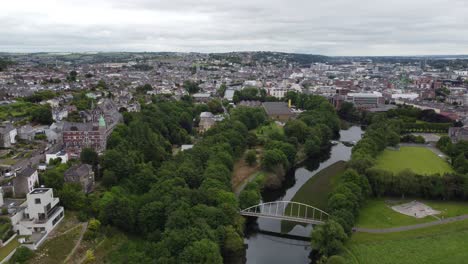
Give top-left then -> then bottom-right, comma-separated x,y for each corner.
0,52 -> 467,263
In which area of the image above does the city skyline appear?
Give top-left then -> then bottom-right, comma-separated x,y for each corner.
1,0 -> 468,56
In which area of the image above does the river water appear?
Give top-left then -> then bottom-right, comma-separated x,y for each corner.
243,126 -> 363,264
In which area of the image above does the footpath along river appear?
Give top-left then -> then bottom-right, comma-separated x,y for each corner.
241,126 -> 363,264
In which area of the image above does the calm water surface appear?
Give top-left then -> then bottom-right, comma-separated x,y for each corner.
243,126 -> 363,264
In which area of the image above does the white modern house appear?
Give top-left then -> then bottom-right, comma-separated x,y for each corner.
45,151 -> 69,164
8,188 -> 65,249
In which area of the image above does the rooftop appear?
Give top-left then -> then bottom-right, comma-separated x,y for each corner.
262,102 -> 294,116
30,188 -> 51,195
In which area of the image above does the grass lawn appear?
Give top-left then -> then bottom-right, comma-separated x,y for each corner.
374,146 -> 453,175
344,219 -> 468,264
356,199 -> 468,229
281,161 -> 347,233
0,238 -> 19,261
255,122 -> 284,139
31,225 -> 82,264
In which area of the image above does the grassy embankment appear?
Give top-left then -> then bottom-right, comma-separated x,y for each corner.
281,161 -> 347,233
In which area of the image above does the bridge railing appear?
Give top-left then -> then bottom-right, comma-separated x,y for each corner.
240,201 -> 329,223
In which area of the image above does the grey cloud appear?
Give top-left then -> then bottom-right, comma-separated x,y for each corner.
0,0 -> 467,55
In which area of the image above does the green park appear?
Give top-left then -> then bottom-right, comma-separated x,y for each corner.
373,146 -> 453,175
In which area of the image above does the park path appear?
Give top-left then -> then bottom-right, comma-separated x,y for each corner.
354,214 -> 468,233
63,222 -> 88,264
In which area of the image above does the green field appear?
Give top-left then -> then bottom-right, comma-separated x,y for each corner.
345,219 -> 468,264
281,161 -> 346,233
356,199 -> 468,229
374,146 -> 453,175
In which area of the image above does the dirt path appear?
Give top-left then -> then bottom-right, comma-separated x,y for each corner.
63,222 -> 88,264
232,151 -> 262,195
355,214 -> 468,233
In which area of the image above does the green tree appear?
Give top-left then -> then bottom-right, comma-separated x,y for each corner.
262,149 -> 288,171
68,70 -> 78,82
9,246 -> 33,264
31,106 -> 53,125
138,201 -> 166,235
337,102 -> 360,122
80,148 -> 98,166
387,131 -> 400,147
284,120 -> 310,143
223,226 -> 244,256
179,239 -> 223,264
183,80 -> 200,94
311,220 -> 347,257
59,183 -> 86,210
305,136 -> 321,157
218,84 -> 227,96
207,99 -> 223,114
239,189 -> 260,209
42,169 -> 64,190
245,150 -> 257,166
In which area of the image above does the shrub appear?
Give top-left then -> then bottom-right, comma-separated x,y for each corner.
10,246 -> 34,264
245,150 -> 257,166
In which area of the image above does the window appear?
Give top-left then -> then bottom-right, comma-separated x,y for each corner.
35,198 -> 41,204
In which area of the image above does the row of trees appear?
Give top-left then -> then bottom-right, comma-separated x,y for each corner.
366,168 -> 468,200
312,114 -> 401,261
94,98 -> 270,263
437,136 -> 468,174
311,169 -> 370,259
401,122 -> 451,133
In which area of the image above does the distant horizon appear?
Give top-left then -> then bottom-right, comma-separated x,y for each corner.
1,50 -> 468,58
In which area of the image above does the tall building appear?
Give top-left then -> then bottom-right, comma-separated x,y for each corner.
63,99 -> 122,156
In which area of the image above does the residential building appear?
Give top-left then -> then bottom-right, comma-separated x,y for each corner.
199,112 -> 216,132
13,167 -> 39,197
64,164 -> 95,193
45,151 -> 68,164
0,123 -> 17,148
448,126 -> 468,143
9,188 -> 64,249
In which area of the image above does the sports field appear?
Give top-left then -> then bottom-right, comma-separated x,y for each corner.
345,219 -> 468,264
374,146 -> 453,175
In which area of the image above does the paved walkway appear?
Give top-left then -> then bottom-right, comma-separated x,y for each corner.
355,214 -> 468,233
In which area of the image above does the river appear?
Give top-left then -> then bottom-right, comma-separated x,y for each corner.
242,126 -> 363,264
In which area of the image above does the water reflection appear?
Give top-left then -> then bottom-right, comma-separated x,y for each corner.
243,126 -> 363,264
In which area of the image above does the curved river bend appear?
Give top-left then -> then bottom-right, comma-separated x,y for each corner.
242,126 -> 363,264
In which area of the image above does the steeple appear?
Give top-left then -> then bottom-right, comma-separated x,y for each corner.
98,115 -> 106,128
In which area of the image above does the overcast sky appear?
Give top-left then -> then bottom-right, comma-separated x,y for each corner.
1,0 -> 467,56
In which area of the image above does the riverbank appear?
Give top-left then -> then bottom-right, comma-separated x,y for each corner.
243,126 -> 363,264
281,161 -> 347,233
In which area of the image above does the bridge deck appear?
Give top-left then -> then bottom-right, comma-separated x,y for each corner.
240,211 -> 325,225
